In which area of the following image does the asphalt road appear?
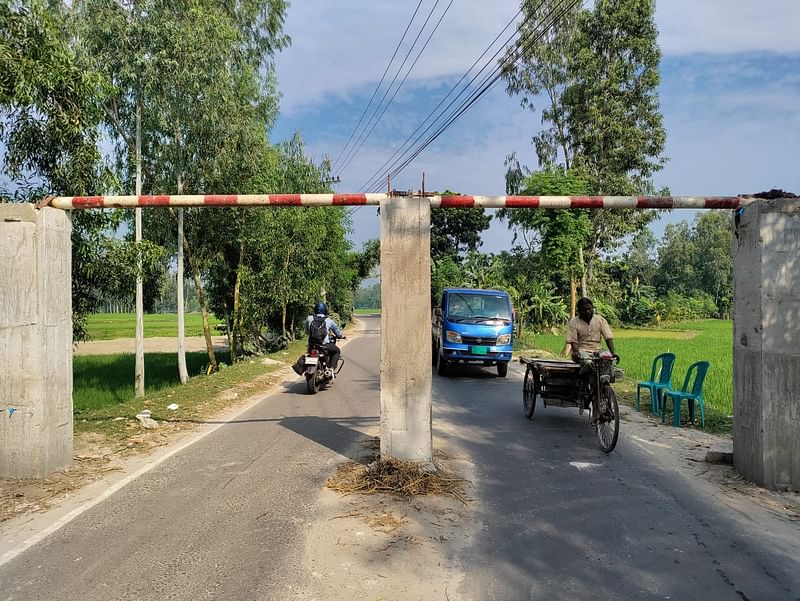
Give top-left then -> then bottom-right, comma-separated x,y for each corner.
2,315 -> 798,600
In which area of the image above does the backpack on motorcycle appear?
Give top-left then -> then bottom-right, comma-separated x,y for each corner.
308,315 -> 328,345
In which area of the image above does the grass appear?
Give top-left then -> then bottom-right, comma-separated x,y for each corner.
85,313 -> 222,340
353,308 -> 380,315
516,320 -> 733,433
73,339 -> 309,442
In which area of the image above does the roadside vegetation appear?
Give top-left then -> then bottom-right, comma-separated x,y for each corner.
74,339 -> 308,443
85,313 -> 223,340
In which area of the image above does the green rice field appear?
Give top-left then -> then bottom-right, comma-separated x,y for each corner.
518,320 -> 733,425
73,352 -> 229,413
85,313 -> 222,340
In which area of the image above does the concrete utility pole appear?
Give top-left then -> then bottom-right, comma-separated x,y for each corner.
733,198 -> 800,490
0,204 -> 72,478
379,197 -> 433,464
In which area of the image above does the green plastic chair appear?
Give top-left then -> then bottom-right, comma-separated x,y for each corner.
636,352 -> 676,416
662,361 -> 710,428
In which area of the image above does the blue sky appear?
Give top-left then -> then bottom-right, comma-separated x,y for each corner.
270,0 -> 800,253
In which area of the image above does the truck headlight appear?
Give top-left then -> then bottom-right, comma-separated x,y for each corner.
496,334 -> 511,345
446,330 -> 462,343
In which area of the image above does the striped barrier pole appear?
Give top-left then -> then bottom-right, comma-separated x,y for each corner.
43,194 -> 755,210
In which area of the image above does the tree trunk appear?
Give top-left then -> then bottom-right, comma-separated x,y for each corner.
233,260 -> 243,362
176,205 -> 189,384
570,273 -> 577,318
578,247 -> 588,297
170,208 -> 217,372
134,95 -> 145,398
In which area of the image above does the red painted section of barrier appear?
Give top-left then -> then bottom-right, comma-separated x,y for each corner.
705,197 -> 740,209
637,196 -> 674,208
139,195 -> 171,206
505,196 -> 540,208
204,195 -> 238,206
440,195 -> 475,208
333,194 -> 367,205
268,194 -> 302,205
570,196 -> 605,208
71,196 -> 105,208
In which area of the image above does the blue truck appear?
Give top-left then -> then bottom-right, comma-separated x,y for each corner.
432,288 -> 514,377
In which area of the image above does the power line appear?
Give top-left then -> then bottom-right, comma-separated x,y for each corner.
365,0 -> 581,193
330,0 -> 425,173
334,0 -> 452,178
359,3 -> 531,192
368,0 -> 576,191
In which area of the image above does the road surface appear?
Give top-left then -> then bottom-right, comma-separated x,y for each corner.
1,316 -> 798,600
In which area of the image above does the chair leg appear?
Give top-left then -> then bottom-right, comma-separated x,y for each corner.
673,397 -> 681,427
636,385 -> 641,411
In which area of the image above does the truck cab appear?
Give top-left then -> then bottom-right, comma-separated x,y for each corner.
432,288 -> 514,377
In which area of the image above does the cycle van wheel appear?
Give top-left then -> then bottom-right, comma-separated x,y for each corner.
523,367 -> 537,419
596,384 -> 619,452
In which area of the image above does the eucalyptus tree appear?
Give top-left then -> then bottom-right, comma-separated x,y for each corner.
0,0 -> 127,341
503,0 -> 667,290
75,0 -> 289,376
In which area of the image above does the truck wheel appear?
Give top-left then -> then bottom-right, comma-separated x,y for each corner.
497,361 -> 508,378
436,346 -> 449,377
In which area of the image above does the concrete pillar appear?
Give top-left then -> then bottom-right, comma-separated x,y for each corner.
733,198 -> 800,491
379,198 -> 432,463
1,204 -> 73,479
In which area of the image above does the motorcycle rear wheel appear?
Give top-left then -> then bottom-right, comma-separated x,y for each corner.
306,372 -> 319,394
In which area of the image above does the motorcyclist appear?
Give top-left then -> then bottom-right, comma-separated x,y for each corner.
305,302 -> 344,375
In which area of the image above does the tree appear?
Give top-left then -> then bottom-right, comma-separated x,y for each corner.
502,0 -> 581,169
0,0 -> 133,341
503,0 -> 667,291
431,206 -> 492,263
76,0 -> 290,374
499,168 -> 589,314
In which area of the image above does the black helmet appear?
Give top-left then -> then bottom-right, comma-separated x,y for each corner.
314,301 -> 328,315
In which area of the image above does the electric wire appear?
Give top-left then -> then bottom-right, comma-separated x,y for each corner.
364,0 -> 580,193
335,0 -> 455,179
358,3 -> 531,193
334,0 -> 449,179
331,0 -> 425,173
369,0 -> 578,191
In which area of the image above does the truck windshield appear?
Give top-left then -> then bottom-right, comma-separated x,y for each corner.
447,293 -> 511,322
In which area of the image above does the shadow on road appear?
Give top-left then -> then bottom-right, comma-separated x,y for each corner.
279,415 -> 378,463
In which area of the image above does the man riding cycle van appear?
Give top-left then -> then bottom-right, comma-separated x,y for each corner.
566,297 -> 617,375
306,302 -> 344,374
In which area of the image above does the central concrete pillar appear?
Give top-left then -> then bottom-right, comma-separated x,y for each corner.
733,198 -> 800,491
379,197 -> 432,463
1,204 -> 73,479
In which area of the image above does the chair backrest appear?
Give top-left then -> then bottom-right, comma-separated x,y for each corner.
650,352 -> 676,385
679,361 -> 710,396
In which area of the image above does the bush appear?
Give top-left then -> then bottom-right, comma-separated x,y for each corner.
656,291 -> 717,322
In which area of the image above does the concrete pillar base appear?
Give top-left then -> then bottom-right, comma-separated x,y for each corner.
1,204 -> 73,479
733,198 -> 800,491
379,198 -> 432,463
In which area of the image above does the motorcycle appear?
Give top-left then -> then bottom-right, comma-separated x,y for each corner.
302,333 -> 345,394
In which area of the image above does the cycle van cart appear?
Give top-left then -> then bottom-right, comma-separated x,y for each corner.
520,352 -> 624,452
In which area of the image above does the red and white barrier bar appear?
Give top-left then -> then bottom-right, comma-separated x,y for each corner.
44,194 -> 752,210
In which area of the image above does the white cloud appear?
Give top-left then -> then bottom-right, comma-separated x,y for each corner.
657,0 -> 800,55
275,1 -> 800,112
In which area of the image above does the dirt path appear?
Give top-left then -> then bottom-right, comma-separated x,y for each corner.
74,335 -> 229,356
